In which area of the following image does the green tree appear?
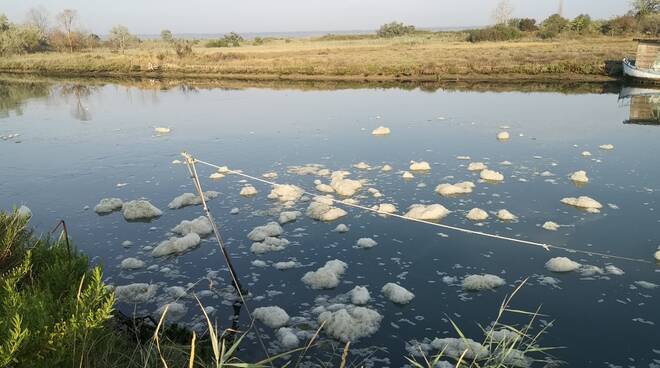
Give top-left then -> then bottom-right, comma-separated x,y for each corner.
538,13 -> 569,39
631,0 -> 660,17
0,14 -> 9,32
377,22 -> 416,38
570,14 -> 592,34
108,25 -> 134,54
160,29 -> 173,43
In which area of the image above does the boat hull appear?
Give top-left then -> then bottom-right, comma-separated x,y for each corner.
623,58 -> 660,81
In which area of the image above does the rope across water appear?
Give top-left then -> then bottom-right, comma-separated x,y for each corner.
189,154 -> 652,265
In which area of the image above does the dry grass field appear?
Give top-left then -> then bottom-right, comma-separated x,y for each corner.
0,34 -> 635,82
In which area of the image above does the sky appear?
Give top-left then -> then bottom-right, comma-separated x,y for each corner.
2,0 -> 631,35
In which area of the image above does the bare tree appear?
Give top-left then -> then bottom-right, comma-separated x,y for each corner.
109,25 -> 133,54
25,6 -> 49,35
492,0 -> 514,25
631,0 -> 660,16
56,9 -> 77,52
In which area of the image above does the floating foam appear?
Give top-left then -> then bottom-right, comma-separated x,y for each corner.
247,222 -> 283,241
581,151 -> 592,157
409,161 -> 431,171
168,191 -> 219,209
405,204 -> 450,221
318,306 -> 382,342
301,259 -> 347,289
467,162 -> 487,171
253,306 -> 290,328
350,286 -> 371,305
157,302 -> 187,321
542,221 -> 560,231
334,224 -> 349,233
402,171 -> 414,179
462,274 -> 506,291
154,127 -> 171,134
252,259 -> 268,267
152,233 -> 201,257
382,283 -> 415,304
635,281 -> 658,289
435,181 -> 475,196
251,237 -> 290,254
115,283 -> 158,303
330,171 -> 362,197
273,260 -> 299,270
239,185 -> 258,197
497,131 -> 510,140
605,265 -> 625,275
122,200 -> 163,220
466,208 -> 488,221
279,211 -> 302,224
17,205 -> 32,219
94,198 -> 123,214
268,184 -> 304,203
262,172 -> 278,179
430,338 -> 488,360
545,257 -> 581,272
496,209 -> 516,221
371,126 -> 391,135
276,327 -> 300,348
480,169 -> 504,182
560,196 -> 602,213
599,144 -> 614,150
353,162 -> 370,170
356,238 -> 378,249
172,216 -> 213,236
316,183 -> 335,193
306,199 -> 347,222
655,250 -> 660,262
570,170 -> 589,183
381,164 -> 393,172
371,203 -> 397,214
456,155 -> 471,160
209,172 -> 225,179
120,257 -> 145,269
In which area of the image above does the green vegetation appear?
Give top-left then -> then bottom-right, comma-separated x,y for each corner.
467,25 -> 522,42
206,32 -> 244,48
377,21 -> 417,38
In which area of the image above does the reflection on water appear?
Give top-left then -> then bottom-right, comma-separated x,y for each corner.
1,77 -> 659,367
620,86 -> 660,125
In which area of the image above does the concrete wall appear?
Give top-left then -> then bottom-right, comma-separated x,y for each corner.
636,43 -> 660,69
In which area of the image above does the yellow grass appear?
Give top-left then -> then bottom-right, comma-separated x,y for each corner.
0,34 -> 635,82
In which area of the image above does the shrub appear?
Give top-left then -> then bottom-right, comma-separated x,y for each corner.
160,29 -> 173,43
253,36 -> 264,45
377,22 -> 416,38
570,14 -> 592,34
509,17 -> 538,31
638,13 -> 660,36
601,15 -> 638,36
206,32 -> 244,47
0,24 -> 43,56
467,24 -> 522,42
538,14 -> 569,39
172,39 -> 193,57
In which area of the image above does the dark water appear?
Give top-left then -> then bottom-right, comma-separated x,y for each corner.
1,78 -> 659,367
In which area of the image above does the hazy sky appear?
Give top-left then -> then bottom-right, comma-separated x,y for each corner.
2,0 -> 630,35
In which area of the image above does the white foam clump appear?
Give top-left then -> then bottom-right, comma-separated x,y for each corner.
371,126 -> 391,135
251,237 -> 290,254
635,280 -> 658,289
114,283 -> 158,303
435,181 -> 475,196
356,238 -> 378,249
581,151 -> 592,157
468,162 -> 487,171
330,171 -> 362,197
268,184 -> 304,203
252,259 -> 268,267
122,200 -> 163,220
560,196 -> 602,213
306,197 -> 347,222
273,260 -> 299,270
497,131 -> 510,140
409,161 -> 431,171
209,172 -> 225,179
239,185 -> 258,197
334,224 -> 349,233
17,205 -> 32,219
599,144 -> 614,150
570,170 -> 589,183
157,302 -> 187,321
462,274 -> 506,291
172,216 -> 213,236
466,208 -> 489,221
350,286 -> 371,305
120,257 -> 145,269
382,283 -> 415,304
253,306 -> 290,328
381,164 -> 393,172
402,171 -> 414,179
94,198 -> 123,214
655,250 -> 660,262
480,169 -> 504,182
301,259 -> 347,289
316,183 -> 335,193
605,265 -> 625,275
168,191 -> 219,209
318,305 -> 383,342
497,209 -> 516,221
542,221 -> 560,231
279,211 -> 302,224
262,172 -> 278,179
405,204 -> 450,221
456,155 -> 471,160
154,127 -> 171,133
545,257 -> 581,272
372,203 -> 397,214
277,327 -> 300,348
353,162 -> 370,170
247,222 -> 283,241
431,338 -> 489,360
152,233 -> 201,257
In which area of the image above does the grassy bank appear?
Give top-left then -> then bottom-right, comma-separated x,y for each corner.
0,35 -> 634,83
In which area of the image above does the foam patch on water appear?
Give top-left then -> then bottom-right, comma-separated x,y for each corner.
302,259 -> 347,289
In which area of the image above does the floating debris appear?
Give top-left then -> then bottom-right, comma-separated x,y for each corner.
545,257 -> 581,273
122,200 -> 162,221
168,191 -> 219,209
570,170 -> 589,184
496,209 -> 517,221
480,169 -> 504,182
462,274 -> 506,291
371,126 -> 391,135
435,182 -> 475,196
350,286 -> 371,305
301,259 -> 347,289
542,221 -> 560,231
114,283 -> 158,303
152,233 -> 201,257
466,208 -> 489,221
560,196 -> 602,213
467,162 -> 487,171
356,238 -> 378,249
497,131 -> 510,140
409,161 -> 431,171
120,257 -> 145,269
318,305 -> 382,342
94,198 -> 123,214
405,204 -> 450,221
253,306 -> 290,328
382,283 -> 415,304
239,185 -> 258,197
172,216 -> 213,236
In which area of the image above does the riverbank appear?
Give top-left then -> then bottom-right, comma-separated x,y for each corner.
0,35 -> 634,82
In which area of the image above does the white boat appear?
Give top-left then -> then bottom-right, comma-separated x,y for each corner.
623,58 -> 660,81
